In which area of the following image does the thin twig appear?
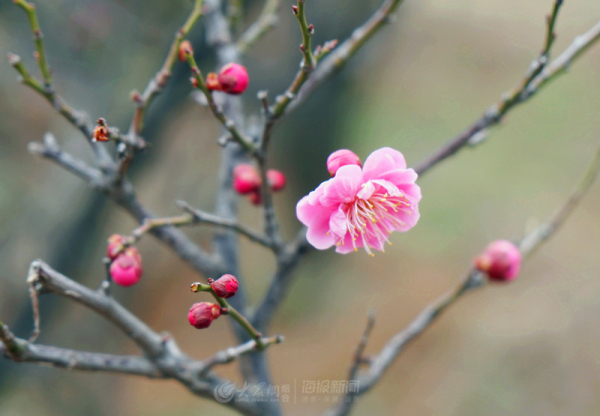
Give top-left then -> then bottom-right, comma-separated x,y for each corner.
186,53 -> 255,152
414,11 -> 600,177
131,0 -> 205,137
13,0 -> 52,85
177,200 -> 274,248
347,311 -> 376,382
285,0 -> 407,116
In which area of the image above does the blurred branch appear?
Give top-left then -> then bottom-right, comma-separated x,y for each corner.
236,0 -> 281,54
28,259 -> 165,357
197,335 -> 283,376
0,331 -> 164,378
13,0 -> 52,85
28,133 -> 104,186
1,263 -> 275,416
9,1 -> 114,166
327,135 -> 600,416
413,6 -> 600,176
177,200 -> 275,248
131,0 -> 205,137
251,231 -> 312,332
27,133 -> 222,276
519,139 -> 600,257
285,0 -> 407,116
347,311 -> 376,383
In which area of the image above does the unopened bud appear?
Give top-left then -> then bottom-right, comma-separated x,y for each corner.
188,302 -> 221,329
215,63 -> 249,95
233,164 -> 261,194
211,274 -> 239,298
267,169 -> 286,192
474,240 -> 522,282
110,247 -> 143,287
327,149 -> 362,177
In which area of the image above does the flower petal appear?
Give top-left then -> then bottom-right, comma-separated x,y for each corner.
329,207 -> 348,239
362,147 -> 407,181
319,164 -> 363,206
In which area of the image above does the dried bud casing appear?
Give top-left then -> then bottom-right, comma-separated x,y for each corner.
178,40 -> 193,62
106,234 -> 126,260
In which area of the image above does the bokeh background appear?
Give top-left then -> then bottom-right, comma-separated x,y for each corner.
2,0 -> 600,415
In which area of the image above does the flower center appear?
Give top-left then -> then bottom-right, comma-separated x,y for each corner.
339,189 -> 412,255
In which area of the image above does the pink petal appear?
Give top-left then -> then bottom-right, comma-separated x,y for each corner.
329,207 -> 348,239
362,147 -> 407,181
319,164 -> 363,206
377,168 -> 418,187
335,233 -> 360,254
305,209 -> 336,250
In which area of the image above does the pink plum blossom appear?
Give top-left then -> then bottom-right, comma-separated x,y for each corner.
296,147 -> 421,255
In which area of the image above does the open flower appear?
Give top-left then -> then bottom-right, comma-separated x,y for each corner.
296,147 -> 421,255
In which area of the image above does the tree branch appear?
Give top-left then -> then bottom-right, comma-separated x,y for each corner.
284,0 -> 407,116
177,200 -> 274,248
27,260 -> 165,358
236,0 -> 281,54
414,10 -> 600,177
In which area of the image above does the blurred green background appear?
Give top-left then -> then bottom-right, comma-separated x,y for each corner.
2,0 -> 600,415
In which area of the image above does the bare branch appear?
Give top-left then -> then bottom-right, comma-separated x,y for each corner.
177,201 -> 274,248
27,260 -> 165,357
28,134 -> 104,186
131,0 -> 205,137
285,0 -> 407,116
414,12 -> 600,177
0,335 -> 164,378
197,335 -> 284,376
236,0 -> 281,54
347,311 -> 376,383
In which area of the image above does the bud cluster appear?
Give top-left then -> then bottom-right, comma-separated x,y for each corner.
106,234 -> 143,287
188,274 -> 239,329
233,164 -> 286,205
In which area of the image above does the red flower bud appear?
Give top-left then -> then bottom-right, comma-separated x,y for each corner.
211,274 -> 239,298
249,191 -> 262,205
217,63 -> 249,95
267,169 -> 286,192
178,40 -> 193,62
106,234 -> 126,260
110,247 -> 143,287
327,149 -> 362,177
474,240 -> 522,282
233,164 -> 261,194
188,302 -> 221,329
